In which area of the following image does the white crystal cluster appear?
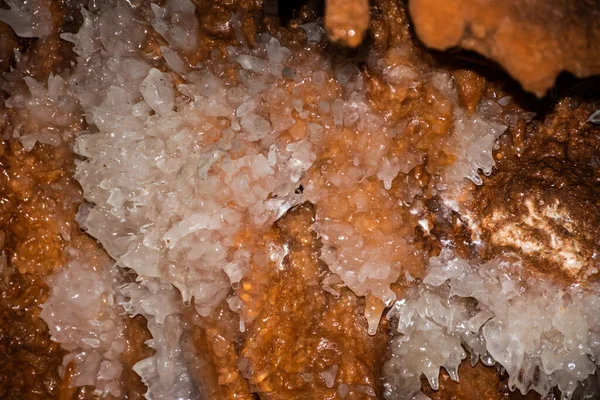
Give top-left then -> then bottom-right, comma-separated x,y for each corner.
432,73 -> 507,187
0,0 -> 53,38
70,3 -> 314,318
40,247 -> 126,398
384,249 -> 600,399
2,72 -> 80,148
120,280 -> 196,399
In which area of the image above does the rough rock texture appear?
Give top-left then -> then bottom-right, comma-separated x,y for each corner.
0,94 -> 80,400
182,304 -> 254,399
238,203 -> 390,399
176,202 -> 390,400
408,0 -> 600,96
473,98 -> 600,283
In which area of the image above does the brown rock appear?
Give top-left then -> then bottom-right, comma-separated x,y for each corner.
473,98 -> 600,284
182,305 -> 253,400
423,361 -> 541,399
325,0 -> 370,47
238,203 -> 390,399
408,0 -> 600,96
452,69 -> 487,114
